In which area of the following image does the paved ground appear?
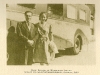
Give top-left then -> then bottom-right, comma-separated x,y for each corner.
32,41 -> 96,66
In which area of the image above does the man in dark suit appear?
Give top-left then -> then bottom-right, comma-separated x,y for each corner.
16,11 -> 38,65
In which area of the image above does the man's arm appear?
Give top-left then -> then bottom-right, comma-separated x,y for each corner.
16,22 -> 28,42
16,22 -> 34,46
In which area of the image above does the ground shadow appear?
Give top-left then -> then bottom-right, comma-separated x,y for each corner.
55,48 -> 74,58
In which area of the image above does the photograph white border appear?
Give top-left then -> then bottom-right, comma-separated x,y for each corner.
0,0 -> 100,75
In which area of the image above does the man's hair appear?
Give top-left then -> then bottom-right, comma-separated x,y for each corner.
24,11 -> 33,15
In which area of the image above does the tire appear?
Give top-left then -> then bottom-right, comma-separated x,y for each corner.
73,37 -> 81,55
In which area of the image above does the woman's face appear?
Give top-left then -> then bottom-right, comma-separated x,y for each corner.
40,14 -> 47,23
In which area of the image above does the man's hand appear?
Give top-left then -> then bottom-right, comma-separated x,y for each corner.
27,40 -> 34,46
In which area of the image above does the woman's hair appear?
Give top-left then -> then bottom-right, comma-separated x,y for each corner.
39,12 -> 48,21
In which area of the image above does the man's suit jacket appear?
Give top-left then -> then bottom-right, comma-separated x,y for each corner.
16,21 -> 38,49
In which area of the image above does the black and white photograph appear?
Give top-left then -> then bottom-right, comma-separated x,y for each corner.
0,0 -> 100,75
6,4 -> 95,65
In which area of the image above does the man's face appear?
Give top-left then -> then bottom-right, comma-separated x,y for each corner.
25,12 -> 32,22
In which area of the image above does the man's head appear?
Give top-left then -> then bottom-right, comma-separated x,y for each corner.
24,11 -> 33,22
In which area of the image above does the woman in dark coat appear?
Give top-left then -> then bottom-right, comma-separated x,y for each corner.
7,26 -> 18,65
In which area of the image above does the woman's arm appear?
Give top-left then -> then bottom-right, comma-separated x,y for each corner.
49,25 -> 53,41
32,24 -> 39,42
